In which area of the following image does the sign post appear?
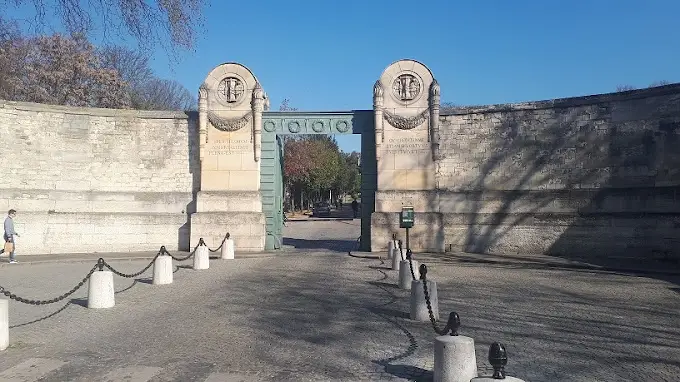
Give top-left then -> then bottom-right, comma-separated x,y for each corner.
399,206 -> 415,250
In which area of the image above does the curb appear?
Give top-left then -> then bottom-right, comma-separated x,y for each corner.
0,252 -> 294,266
419,256 -> 680,277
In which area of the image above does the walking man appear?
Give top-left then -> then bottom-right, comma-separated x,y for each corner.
351,200 -> 359,219
3,209 -> 19,263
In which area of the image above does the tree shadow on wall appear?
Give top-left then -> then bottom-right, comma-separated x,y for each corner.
441,86 -> 680,283
375,156 -> 444,253
178,111 -> 200,251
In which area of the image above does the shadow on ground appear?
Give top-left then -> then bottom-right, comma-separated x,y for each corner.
282,238 -> 356,252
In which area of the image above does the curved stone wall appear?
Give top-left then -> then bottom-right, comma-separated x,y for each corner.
3,79 -> 680,259
0,100 -> 199,255
372,83 -> 680,259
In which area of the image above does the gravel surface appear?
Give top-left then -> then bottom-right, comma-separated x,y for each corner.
0,218 -> 677,381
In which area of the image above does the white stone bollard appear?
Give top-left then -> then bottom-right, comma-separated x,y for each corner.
391,247 -> 402,271
410,279 -> 439,321
193,244 -> 210,270
398,260 -> 419,289
0,299 -> 8,351
434,334 -> 478,382
152,254 -> 173,285
470,342 -> 525,382
387,240 -> 395,260
221,234 -> 234,260
88,270 -> 115,309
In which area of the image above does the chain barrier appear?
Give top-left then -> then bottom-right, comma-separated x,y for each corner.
420,263 -> 460,336
205,233 -> 230,253
0,264 -> 98,305
397,240 -> 404,261
163,239 -> 204,261
0,234 -> 226,306
100,251 -> 161,279
406,249 -> 417,281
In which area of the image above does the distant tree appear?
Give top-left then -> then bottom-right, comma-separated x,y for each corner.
132,77 -> 196,111
616,81 -> 672,92
98,46 -> 153,107
3,0 -> 206,54
98,46 -> 196,110
279,98 -> 298,111
648,80 -> 671,88
0,32 -> 130,108
441,101 -> 458,114
616,85 -> 636,92
0,18 -> 24,100
335,151 -> 361,197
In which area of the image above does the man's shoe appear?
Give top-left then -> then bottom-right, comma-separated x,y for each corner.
9,260 -> 17,264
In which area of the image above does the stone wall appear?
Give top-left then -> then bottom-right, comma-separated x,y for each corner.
0,100 -> 200,255
373,84 -> 680,258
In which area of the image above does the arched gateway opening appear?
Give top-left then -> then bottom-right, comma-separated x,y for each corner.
190,59 -> 442,253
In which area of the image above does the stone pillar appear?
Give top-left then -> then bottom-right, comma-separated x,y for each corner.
190,63 -> 266,252
429,80 -> 441,162
373,80 -> 384,160
198,85 -> 209,162
370,60 -> 443,253
252,83 -> 264,162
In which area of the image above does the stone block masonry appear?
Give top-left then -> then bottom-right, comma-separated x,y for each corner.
0,100 -> 200,255
373,84 -> 680,258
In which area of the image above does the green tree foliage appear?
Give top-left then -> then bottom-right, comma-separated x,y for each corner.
283,134 -> 361,210
277,99 -> 361,210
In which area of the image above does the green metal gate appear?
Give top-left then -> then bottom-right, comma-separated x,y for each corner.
260,111 -> 376,251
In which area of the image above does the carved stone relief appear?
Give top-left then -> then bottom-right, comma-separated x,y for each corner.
392,74 -> 421,102
208,111 -> 253,132
383,109 -> 429,130
216,76 -> 245,104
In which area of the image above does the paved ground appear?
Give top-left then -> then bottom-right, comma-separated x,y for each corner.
0,219 -> 679,381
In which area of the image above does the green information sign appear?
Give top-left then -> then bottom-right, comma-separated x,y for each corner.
400,206 -> 414,229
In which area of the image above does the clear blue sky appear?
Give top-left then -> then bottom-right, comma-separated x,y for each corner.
7,0 -> 680,153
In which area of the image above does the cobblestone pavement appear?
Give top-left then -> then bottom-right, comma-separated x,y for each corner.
0,220 -> 678,381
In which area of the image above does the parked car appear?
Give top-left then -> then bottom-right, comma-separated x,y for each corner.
312,202 -> 331,217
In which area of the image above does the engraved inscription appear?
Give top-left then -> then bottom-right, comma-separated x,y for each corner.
383,137 -> 430,154
206,139 -> 251,156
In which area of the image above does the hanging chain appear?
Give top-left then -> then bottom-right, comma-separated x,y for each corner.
420,263 -> 460,336
0,233 -> 226,306
163,239 -> 204,261
100,251 -> 162,278
206,233 -> 230,253
406,249 -> 417,281
0,264 -> 97,305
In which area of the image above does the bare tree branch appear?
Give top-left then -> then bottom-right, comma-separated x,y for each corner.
3,0 -> 206,54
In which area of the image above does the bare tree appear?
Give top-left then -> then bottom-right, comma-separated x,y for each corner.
279,98 -> 298,111
616,85 -> 636,92
0,17 -> 25,100
135,78 -> 196,111
3,0 -> 205,55
0,32 -> 130,108
616,81 -> 672,92
98,46 -> 153,91
441,101 -> 458,114
648,80 -> 671,87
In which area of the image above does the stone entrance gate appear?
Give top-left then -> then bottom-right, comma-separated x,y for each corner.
260,111 -> 375,251
190,59 -> 441,252
3,59 -> 679,257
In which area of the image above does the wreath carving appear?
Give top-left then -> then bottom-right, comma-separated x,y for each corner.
383,108 -> 429,130
208,111 -> 253,132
